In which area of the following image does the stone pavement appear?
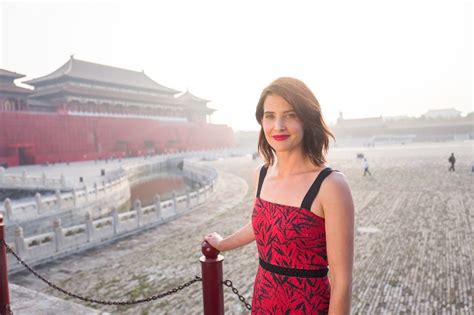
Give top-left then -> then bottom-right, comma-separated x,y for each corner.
9,283 -> 108,315
9,142 -> 474,314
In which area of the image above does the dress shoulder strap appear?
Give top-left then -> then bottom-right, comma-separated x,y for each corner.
300,167 -> 334,210
256,164 -> 268,198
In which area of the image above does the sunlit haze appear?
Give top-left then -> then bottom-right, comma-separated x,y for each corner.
1,0 -> 472,131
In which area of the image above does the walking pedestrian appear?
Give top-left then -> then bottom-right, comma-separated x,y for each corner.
362,158 -> 371,176
448,153 -> 456,172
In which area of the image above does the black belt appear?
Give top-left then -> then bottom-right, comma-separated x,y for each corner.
259,258 -> 328,278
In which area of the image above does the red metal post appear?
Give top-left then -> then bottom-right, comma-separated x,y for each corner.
200,241 -> 224,315
0,215 -> 11,315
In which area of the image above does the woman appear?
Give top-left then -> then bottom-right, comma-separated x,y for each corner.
205,77 -> 354,314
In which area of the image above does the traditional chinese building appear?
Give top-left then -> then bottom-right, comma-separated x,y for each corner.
0,57 -> 233,166
0,69 -> 32,111
332,111 -> 473,146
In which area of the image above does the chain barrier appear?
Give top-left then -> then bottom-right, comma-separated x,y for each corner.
223,279 -> 252,311
3,304 -> 12,315
3,240 -> 201,306
3,240 -> 252,311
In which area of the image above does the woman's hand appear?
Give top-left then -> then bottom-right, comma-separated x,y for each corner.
203,222 -> 255,252
204,232 -> 224,251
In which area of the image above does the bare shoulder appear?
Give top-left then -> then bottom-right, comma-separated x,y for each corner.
253,163 -> 266,181
252,163 -> 267,194
323,171 -> 350,192
319,171 -> 353,210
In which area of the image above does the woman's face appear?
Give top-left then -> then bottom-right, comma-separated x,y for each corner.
262,94 -> 304,153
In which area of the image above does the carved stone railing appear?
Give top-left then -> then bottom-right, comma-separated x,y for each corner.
1,169 -> 129,223
0,168 -> 71,191
6,160 -> 216,274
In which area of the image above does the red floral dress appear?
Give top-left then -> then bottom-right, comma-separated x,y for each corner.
251,166 -> 333,314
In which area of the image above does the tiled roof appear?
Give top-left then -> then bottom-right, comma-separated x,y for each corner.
0,84 -> 33,94
29,84 -> 178,107
0,69 -> 25,79
175,90 -> 210,104
24,57 -> 179,95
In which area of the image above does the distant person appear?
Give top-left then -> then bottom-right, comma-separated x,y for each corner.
448,153 -> 456,172
204,77 -> 354,314
362,158 -> 371,176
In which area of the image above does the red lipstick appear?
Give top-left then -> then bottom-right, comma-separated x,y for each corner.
272,135 -> 289,141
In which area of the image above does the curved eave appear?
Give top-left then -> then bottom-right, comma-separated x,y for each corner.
0,85 -> 33,94
0,69 -> 26,79
28,85 -> 186,109
26,75 -> 179,96
24,58 -> 180,95
175,90 -> 211,103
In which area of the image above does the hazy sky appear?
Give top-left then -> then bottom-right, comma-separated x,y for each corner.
1,0 -> 472,131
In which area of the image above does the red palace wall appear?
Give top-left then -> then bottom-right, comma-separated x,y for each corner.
0,111 -> 234,166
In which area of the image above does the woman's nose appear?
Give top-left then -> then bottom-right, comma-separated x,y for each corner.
274,117 -> 285,130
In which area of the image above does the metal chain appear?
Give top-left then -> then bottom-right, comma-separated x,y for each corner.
223,279 -> 252,311
3,240 -> 201,306
3,305 -> 13,315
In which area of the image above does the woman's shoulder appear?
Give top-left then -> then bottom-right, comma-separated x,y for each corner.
254,162 -> 267,173
321,168 -> 350,196
253,163 -> 268,190
319,169 -> 354,218
253,162 -> 268,178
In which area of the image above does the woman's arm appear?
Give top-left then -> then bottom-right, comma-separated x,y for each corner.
205,221 -> 255,251
203,163 -> 263,252
321,172 -> 355,315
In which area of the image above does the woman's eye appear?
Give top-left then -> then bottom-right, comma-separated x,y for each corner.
286,113 -> 296,118
264,115 -> 274,119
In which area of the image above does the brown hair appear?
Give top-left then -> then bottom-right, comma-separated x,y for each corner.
255,77 -> 334,166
